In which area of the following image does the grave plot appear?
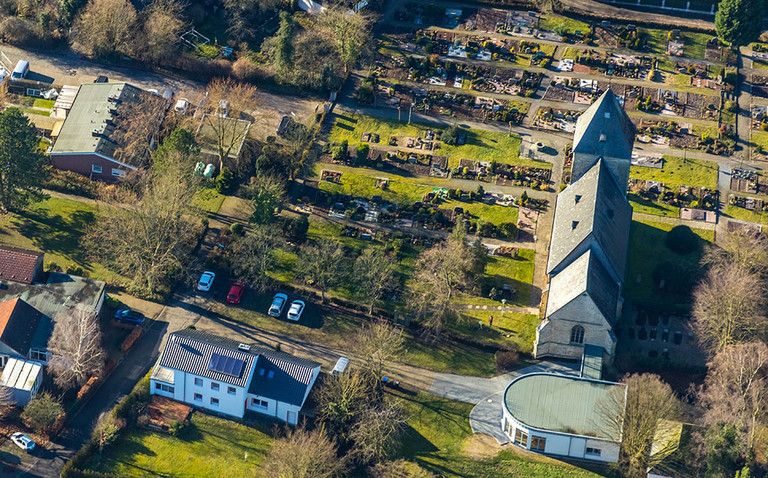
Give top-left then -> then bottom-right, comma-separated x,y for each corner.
752,105 -> 768,130
753,75 -> 768,99
466,8 -> 511,32
532,108 -> 582,132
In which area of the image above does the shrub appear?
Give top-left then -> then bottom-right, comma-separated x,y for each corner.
170,419 -> 188,437
665,225 -> 699,255
496,351 -> 520,371
230,222 -> 244,236
216,167 -> 235,194
499,222 -> 518,239
357,142 -> 370,162
22,392 -> 64,433
47,261 -> 62,272
442,124 -> 461,146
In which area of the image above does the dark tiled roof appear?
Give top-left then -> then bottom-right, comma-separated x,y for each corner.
162,329 -> 320,403
0,298 -> 42,356
0,246 -> 42,285
547,159 -> 632,282
573,90 -> 636,161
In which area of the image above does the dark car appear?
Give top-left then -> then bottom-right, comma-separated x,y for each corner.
226,282 -> 246,305
115,308 -> 144,325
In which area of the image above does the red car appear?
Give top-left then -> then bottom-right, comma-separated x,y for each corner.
226,282 -> 245,304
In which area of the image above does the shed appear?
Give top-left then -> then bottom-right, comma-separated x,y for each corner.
0,358 -> 42,405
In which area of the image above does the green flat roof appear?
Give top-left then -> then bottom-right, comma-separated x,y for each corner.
504,373 -> 625,441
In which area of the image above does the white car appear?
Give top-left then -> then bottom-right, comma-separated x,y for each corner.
197,271 -> 215,291
287,300 -> 305,321
268,293 -> 288,317
11,433 -> 35,452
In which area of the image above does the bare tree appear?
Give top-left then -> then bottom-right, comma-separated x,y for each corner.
47,309 -> 105,390
93,411 -> 125,453
138,0 -> 185,65
354,320 -> 405,390
699,342 -> 768,453
261,426 -> 347,478
349,401 -> 407,465
296,239 -> 349,303
319,7 -> 373,73
87,159 -> 201,295
599,374 -> 680,478
112,92 -> 167,167
229,226 -> 280,291
353,248 -> 398,316
199,79 -> 259,172
0,386 -> 15,420
317,369 -> 370,442
369,459 -> 434,478
702,228 -> 768,276
406,236 -> 472,337
72,0 -> 137,58
691,261 -> 768,353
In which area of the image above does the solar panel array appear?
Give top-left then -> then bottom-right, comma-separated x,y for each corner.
208,352 -> 245,377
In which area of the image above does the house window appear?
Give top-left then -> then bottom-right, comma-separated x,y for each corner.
0,356 -> 7,368
210,397 -> 219,407
91,164 -> 103,174
155,383 -> 174,394
211,382 -> 219,391
111,168 -> 126,177
514,429 -> 528,447
570,325 -> 585,344
228,386 -> 236,395
194,378 -> 203,387
193,393 -> 202,402
267,370 -> 274,379
586,447 -> 602,457
29,349 -> 47,362
531,436 -> 546,451
251,398 -> 268,410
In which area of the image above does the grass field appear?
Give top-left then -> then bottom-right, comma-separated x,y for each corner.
629,155 -> 718,189
21,108 -> 51,117
625,219 -> 713,311
193,187 -> 227,214
561,47 -> 580,60
751,131 -> 768,151
456,249 -> 535,307
673,74 -> 692,86
723,204 -> 768,224
328,113 -> 543,169
32,98 -> 55,109
0,197 -> 124,284
85,413 -> 272,477
391,389 -> 609,477
538,14 -> 589,34
683,32 -> 713,60
627,193 -> 681,217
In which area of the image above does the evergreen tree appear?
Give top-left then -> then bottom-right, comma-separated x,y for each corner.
715,0 -> 764,47
0,108 -> 47,211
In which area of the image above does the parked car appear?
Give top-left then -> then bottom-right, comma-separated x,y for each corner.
268,293 -> 288,317
114,308 -> 144,325
226,282 -> 245,304
11,433 -> 35,452
197,271 -> 215,291
286,300 -> 305,321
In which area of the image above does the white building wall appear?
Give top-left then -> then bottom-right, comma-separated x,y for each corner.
182,371 -> 246,418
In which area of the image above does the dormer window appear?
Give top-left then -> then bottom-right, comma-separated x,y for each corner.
599,133 -> 607,142
575,195 -> 582,204
572,221 -> 579,230
604,112 -> 610,119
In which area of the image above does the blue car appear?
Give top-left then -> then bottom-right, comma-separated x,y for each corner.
114,308 -> 144,325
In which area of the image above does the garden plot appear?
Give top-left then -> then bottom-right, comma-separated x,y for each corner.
752,105 -> 768,130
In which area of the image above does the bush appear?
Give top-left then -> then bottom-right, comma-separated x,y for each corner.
230,222 -> 244,236
499,222 -> 517,239
216,167 -> 235,194
22,392 -> 64,433
284,215 -> 309,244
665,225 -> 699,255
442,124 -> 461,146
496,350 -> 520,371
170,419 -> 188,437
357,142 -> 370,162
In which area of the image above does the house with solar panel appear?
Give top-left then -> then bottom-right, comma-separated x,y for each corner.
150,329 -> 321,425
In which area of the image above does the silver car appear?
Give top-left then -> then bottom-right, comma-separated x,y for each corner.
268,293 -> 288,317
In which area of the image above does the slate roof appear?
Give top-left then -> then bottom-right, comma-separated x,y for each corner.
573,90 -> 636,160
160,329 -> 320,406
504,372 -> 625,441
0,246 -> 42,285
547,159 -> 632,281
0,298 -> 42,356
545,249 -> 620,323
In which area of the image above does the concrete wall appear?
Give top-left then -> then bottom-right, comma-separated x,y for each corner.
535,296 -> 616,360
501,406 -> 620,463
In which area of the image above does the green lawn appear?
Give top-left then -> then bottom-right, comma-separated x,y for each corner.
0,197 -> 124,284
673,74 -> 692,86
625,219 -> 713,311
629,155 -> 718,189
457,310 -> 539,354
537,14 -> 589,34
753,60 -> 768,70
641,27 -> 670,56
627,193 -> 681,217
328,113 -> 541,169
456,249 -> 535,307
751,130 -> 768,151
32,98 -> 55,109
85,413 -> 272,477
391,389 -> 608,478
683,32 -> 713,60
561,47 -> 580,60
21,108 -> 51,117
723,204 -> 768,224
193,187 -> 227,214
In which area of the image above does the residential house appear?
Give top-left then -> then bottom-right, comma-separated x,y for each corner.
0,358 -> 43,405
0,245 -> 44,285
535,90 -> 634,362
151,330 -> 321,425
50,82 -> 165,180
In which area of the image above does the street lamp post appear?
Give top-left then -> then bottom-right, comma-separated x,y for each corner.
408,102 -> 415,124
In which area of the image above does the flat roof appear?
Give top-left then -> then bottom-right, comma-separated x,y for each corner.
504,372 -> 625,441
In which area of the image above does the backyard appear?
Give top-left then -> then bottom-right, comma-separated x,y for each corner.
328,113 -> 541,168
84,413 -> 273,477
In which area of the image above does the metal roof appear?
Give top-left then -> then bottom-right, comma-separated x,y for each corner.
504,372 -> 625,441
248,352 -> 319,407
0,358 -> 41,392
547,158 -> 632,282
581,344 -> 604,380
573,90 -> 635,161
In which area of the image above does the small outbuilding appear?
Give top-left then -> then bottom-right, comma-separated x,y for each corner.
502,372 -> 626,463
0,358 -> 42,406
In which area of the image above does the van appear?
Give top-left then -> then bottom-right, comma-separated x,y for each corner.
331,357 -> 349,376
11,61 -> 29,81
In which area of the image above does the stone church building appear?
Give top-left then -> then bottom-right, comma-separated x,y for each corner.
534,90 -> 636,361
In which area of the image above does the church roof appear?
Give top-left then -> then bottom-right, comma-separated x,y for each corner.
545,249 -> 620,323
547,159 -> 632,280
573,90 -> 635,160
